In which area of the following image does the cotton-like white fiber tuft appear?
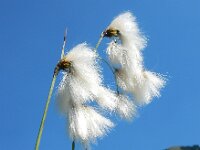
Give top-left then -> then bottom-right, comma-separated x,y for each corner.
57,43 -> 116,147
67,105 -> 114,145
106,12 -> 166,105
57,43 -> 137,148
108,11 -> 147,51
94,87 -> 118,111
107,41 -> 144,83
133,71 -> 166,105
116,95 -> 136,120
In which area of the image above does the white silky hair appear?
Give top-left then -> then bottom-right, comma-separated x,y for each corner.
116,94 -> 136,120
106,12 -> 166,105
107,12 -> 146,83
107,41 -> 144,83
108,11 -> 147,51
133,71 -> 166,105
114,65 -> 166,105
57,43 -> 136,148
67,105 -> 114,147
59,43 -> 117,110
57,43 -> 115,147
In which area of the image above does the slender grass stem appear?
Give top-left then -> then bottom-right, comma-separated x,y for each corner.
94,32 -> 120,94
35,72 -> 58,150
94,33 -> 104,53
72,141 -> 75,150
35,30 -> 67,150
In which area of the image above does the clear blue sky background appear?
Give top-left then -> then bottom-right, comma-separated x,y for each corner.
0,0 -> 200,150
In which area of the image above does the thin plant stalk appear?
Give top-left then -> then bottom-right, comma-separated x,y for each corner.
94,33 -> 104,53
35,72 -> 58,150
35,31 -> 67,150
72,141 -> 75,150
94,33 -> 120,94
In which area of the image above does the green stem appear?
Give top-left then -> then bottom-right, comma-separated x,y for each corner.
72,141 -> 75,150
94,33 -> 103,53
35,72 -> 58,150
94,33 -> 120,94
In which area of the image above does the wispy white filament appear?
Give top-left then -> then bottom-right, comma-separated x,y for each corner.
57,43 -> 136,148
67,105 -> 114,146
106,12 -> 166,105
108,11 -> 147,52
116,94 -> 136,121
133,71 -> 166,105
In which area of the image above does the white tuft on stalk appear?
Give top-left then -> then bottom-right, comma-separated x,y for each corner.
57,43 -> 136,147
105,12 -> 166,105
67,105 -> 114,145
133,71 -> 166,105
107,11 -> 147,52
116,94 -> 136,121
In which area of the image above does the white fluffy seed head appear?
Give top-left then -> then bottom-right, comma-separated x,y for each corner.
114,69 -> 166,105
107,41 -> 129,68
94,87 -> 118,111
106,12 -> 146,84
106,12 -> 166,105
57,43 -> 121,147
108,11 -> 147,51
57,43 -> 102,106
107,41 -> 144,83
67,105 -> 114,146
115,68 -> 135,92
64,43 -> 102,88
133,71 -> 166,105
116,95 -> 137,121
59,43 -> 119,110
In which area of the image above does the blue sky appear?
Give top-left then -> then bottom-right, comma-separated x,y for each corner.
1,0 -> 200,150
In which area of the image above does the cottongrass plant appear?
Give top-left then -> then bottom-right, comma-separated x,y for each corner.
35,11 -> 166,150
57,43 -> 136,149
103,11 -> 166,105
35,33 -> 135,150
